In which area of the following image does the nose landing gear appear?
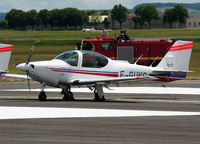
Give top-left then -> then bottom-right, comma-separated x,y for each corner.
38,84 -> 46,101
38,91 -> 47,101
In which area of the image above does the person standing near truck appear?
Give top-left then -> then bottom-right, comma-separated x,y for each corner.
123,30 -> 130,41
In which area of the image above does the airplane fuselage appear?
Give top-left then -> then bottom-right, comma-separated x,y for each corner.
18,58 -> 154,88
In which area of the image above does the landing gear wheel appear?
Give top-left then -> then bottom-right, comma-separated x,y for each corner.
94,91 -> 105,102
38,91 -> 47,101
63,91 -> 74,101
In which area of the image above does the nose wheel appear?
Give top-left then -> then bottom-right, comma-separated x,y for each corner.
38,83 -> 46,101
38,91 -> 47,101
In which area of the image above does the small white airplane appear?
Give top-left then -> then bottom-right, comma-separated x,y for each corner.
3,40 -> 193,101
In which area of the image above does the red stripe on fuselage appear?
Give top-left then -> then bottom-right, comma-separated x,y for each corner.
52,70 -> 118,77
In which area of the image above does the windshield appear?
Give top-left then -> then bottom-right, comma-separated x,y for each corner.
82,51 -> 108,68
54,51 -> 78,66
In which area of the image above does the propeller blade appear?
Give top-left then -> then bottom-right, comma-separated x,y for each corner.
26,46 -> 34,65
27,72 -> 31,91
25,46 -> 34,91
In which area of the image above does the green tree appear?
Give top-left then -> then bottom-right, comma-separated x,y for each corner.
143,6 -> 158,28
134,6 -> 158,29
66,8 -> 82,30
6,9 -> 26,30
73,9 -> 83,30
174,5 -> 188,28
163,8 -> 177,28
164,5 -> 188,28
0,20 -> 8,29
132,16 -> 141,29
50,9 -> 65,29
87,10 -> 97,16
80,10 -> 89,28
25,10 -> 38,30
38,9 -> 51,29
111,4 -> 128,29
134,6 -> 145,29
101,10 -> 109,15
102,18 -> 110,29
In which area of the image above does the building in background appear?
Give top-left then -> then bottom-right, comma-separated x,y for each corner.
186,16 -> 200,28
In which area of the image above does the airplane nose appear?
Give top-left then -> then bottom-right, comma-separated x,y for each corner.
16,63 -> 27,72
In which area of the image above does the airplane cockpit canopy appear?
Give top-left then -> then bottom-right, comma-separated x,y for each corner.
54,50 -> 108,68
54,51 -> 79,66
81,51 -> 108,68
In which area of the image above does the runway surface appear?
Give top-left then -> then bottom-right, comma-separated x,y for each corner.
0,81 -> 200,144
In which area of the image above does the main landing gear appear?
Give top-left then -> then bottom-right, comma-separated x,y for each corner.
38,84 -> 74,101
94,84 -> 105,102
62,85 -> 74,101
38,84 -> 105,102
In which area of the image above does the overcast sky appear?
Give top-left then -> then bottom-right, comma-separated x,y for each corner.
0,0 -> 200,12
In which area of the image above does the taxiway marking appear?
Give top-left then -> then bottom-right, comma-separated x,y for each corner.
0,106 -> 200,120
1,87 -> 200,95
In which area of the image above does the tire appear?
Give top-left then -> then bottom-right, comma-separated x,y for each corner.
63,91 -> 74,101
38,91 -> 47,101
94,91 -> 105,102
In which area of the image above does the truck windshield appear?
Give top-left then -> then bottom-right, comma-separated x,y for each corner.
54,51 -> 78,66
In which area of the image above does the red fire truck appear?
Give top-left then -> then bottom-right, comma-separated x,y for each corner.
80,36 -> 175,67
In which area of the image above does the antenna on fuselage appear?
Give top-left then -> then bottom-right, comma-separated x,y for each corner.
150,56 -> 159,67
133,54 -> 143,65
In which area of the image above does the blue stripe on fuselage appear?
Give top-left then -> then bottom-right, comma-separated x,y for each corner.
149,73 -> 187,79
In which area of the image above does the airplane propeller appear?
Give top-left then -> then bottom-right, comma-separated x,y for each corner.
25,46 -> 34,90
26,46 -> 34,65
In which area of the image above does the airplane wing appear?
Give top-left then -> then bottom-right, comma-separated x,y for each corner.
2,74 -> 31,80
70,76 -> 157,85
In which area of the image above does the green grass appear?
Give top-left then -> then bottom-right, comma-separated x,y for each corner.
0,29 -> 200,77
109,29 -> 200,38
1,29 -> 200,40
0,30 -> 100,40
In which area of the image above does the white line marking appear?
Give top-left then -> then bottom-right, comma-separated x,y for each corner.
0,106 -> 199,120
1,87 -> 200,95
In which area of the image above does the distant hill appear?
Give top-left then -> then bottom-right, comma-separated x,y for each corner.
0,12 -> 7,20
133,3 -> 200,17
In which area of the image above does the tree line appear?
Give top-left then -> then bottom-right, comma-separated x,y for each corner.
133,4 -> 188,28
4,8 -> 88,30
0,4 -> 189,30
163,5 -> 188,28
